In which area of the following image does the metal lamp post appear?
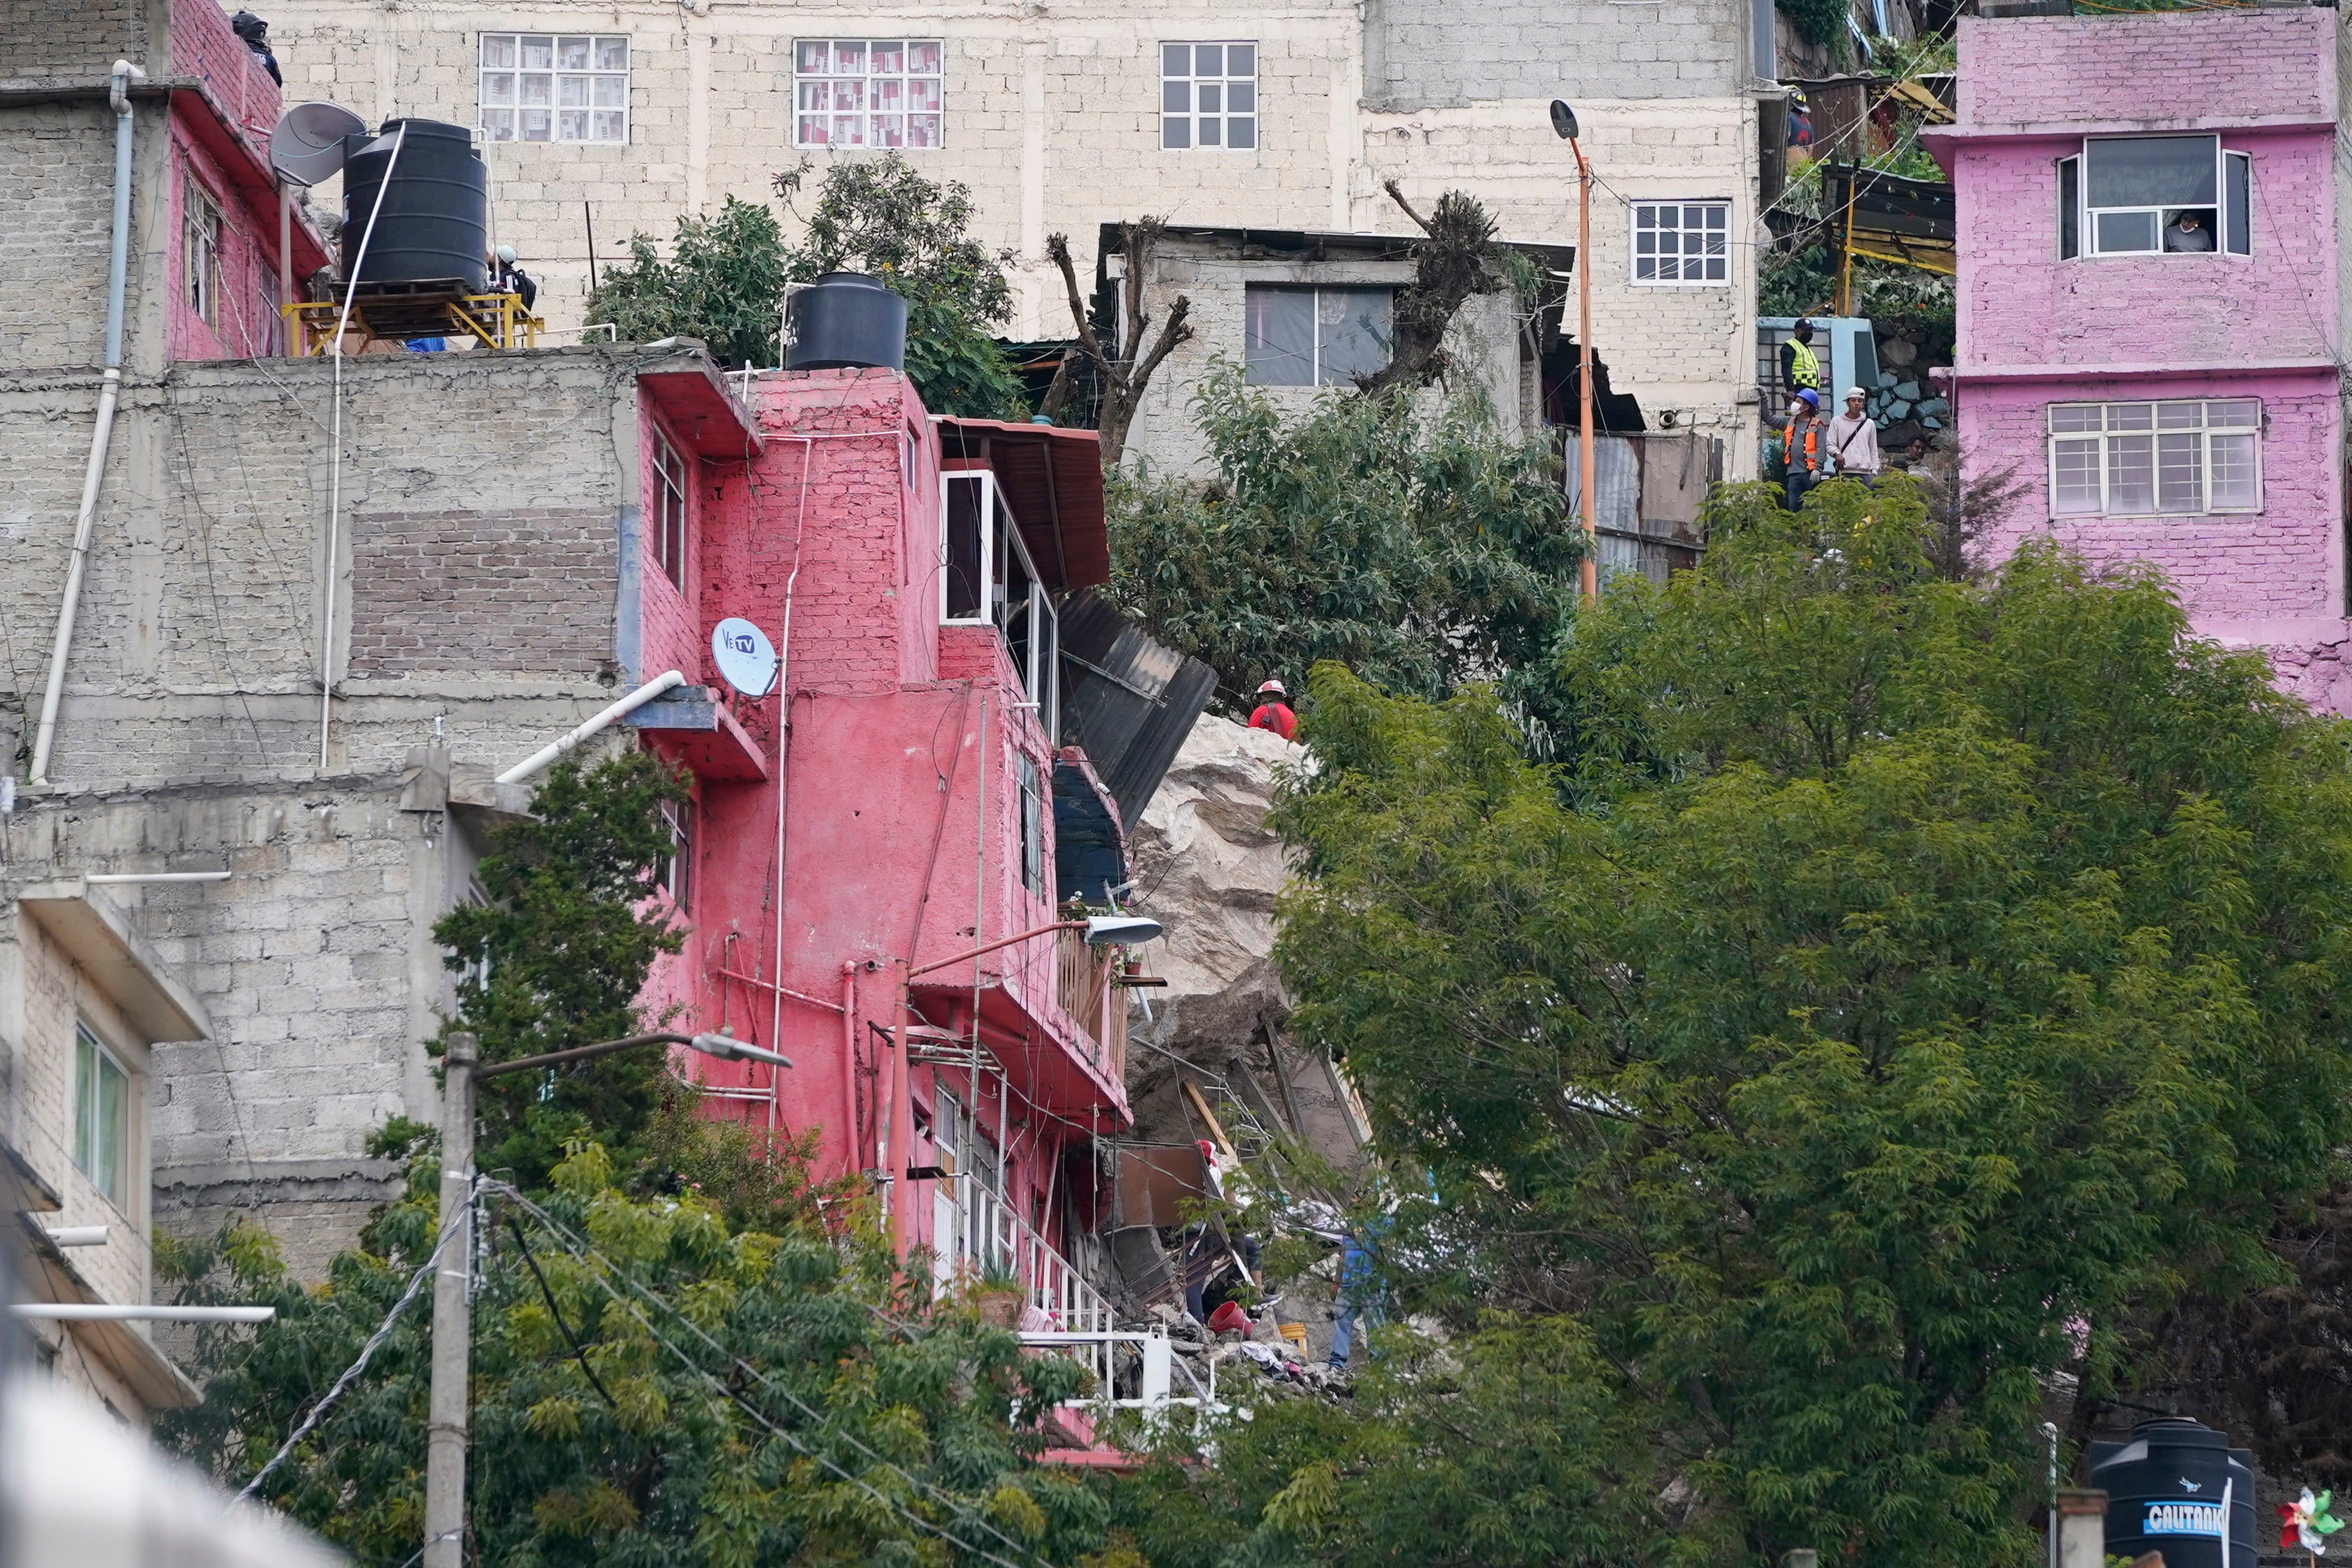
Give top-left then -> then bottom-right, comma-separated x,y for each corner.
1551,99 -> 1599,605
875,914 -> 1164,1239
424,1027 -> 791,1568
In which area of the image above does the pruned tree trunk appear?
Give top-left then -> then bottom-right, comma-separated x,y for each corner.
1355,180 -> 1502,397
1045,220 -> 1192,468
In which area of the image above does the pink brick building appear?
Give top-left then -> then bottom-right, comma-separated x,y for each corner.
1925,9 -> 2350,709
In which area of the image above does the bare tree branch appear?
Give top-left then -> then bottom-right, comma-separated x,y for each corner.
1040,218 -> 1194,468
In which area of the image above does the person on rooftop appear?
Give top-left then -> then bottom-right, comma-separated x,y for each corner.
229,11 -> 281,85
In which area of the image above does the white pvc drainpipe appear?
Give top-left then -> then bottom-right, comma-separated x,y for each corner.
29,60 -> 144,786
495,669 -> 685,785
9,1303 -> 275,1324
85,869 -> 232,885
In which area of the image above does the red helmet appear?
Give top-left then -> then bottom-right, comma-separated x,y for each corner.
1257,679 -> 1287,697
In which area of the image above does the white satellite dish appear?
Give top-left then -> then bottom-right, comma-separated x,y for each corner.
269,101 -> 367,187
710,618 -> 779,699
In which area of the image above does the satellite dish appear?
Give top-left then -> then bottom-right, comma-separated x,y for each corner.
270,101 -> 367,187
710,618 -> 779,699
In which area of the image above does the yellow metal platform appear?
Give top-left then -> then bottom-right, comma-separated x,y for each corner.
285,282 -> 543,354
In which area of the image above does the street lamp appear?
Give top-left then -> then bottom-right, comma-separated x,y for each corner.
1551,98 -> 1600,605
425,1028 -> 788,1568
876,914 -> 1166,1239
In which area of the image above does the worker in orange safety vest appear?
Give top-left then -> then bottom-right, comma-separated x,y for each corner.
1782,388 -> 1824,511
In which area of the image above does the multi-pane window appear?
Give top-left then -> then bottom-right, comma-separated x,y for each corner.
653,431 -> 687,592
74,1024 -> 129,1209
479,35 -> 630,144
1633,200 -> 1730,284
794,41 -> 944,150
2059,135 -> 2250,258
2048,400 -> 2261,517
1161,42 -> 1257,150
185,181 -> 221,326
1244,286 -> 1394,387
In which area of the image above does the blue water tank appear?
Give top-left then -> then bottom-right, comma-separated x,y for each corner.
785,272 -> 906,372
341,119 -> 488,290
2088,1417 -> 2257,1568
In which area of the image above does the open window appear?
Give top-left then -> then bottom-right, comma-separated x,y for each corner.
2075,135 -> 2244,257
941,470 -> 1059,733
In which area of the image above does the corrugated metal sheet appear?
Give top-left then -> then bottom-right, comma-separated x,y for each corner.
1057,589 -> 1220,833
1565,434 -> 1640,535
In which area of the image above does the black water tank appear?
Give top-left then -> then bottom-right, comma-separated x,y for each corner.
2088,1417 -> 2257,1568
786,272 -> 906,371
341,119 -> 487,290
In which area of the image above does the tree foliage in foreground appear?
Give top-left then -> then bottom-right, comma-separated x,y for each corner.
161,1137 -> 1105,1568
1107,363 -> 1582,708
1156,477 -> 2352,1568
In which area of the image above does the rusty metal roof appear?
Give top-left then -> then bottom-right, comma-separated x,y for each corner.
934,417 -> 1108,590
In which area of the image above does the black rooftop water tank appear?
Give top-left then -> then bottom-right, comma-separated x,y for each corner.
2088,1417 -> 2257,1568
785,272 -> 907,372
341,119 -> 488,290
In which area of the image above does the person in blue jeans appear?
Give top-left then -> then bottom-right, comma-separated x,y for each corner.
1327,1226 -> 1386,1370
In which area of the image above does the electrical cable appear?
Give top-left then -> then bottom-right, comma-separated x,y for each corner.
484,1182 -> 1056,1568
505,1213 -> 617,1408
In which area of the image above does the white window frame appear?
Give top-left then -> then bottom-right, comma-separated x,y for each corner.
1630,199 -> 1731,286
652,430 -> 688,592
659,797 -> 692,910
1160,41 -> 1258,151
1017,754 -> 1045,898
73,1022 -> 132,1211
940,471 -> 1058,725
479,33 -> 630,145
792,39 -> 944,151
2071,134 -> 2247,259
2045,399 -> 2263,519
185,177 -> 222,326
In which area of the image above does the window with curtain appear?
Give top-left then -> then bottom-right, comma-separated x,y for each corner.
74,1024 -> 129,1208
2061,136 -> 2249,258
480,35 -> 629,143
1244,286 -> 1394,386
794,40 -> 943,149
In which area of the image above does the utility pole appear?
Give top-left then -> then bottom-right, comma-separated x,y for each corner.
1552,100 -> 1599,604
423,1030 -> 475,1568
419,1028 -> 787,1567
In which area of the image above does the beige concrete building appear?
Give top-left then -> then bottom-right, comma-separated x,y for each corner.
263,0 -> 1774,472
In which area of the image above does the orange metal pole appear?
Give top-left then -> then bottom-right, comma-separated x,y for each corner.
1575,139 -> 1598,604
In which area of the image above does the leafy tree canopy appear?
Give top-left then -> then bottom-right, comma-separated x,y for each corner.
780,153 -> 1028,420
587,195 -> 791,371
1159,477 -> 2352,1568
587,156 -> 1030,419
161,1135 -> 1108,1568
1107,362 -> 1582,709
432,749 -> 687,1190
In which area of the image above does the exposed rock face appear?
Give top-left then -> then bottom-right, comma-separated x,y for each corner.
1123,715 -> 1365,1170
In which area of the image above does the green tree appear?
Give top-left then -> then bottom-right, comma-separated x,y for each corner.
587,195 -> 790,369
1190,476 -> 2352,1568
433,750 -> 687,1190
1107,362 -> 1582,708
780,153 -> 1028,419
160,1137 -> 1108,1568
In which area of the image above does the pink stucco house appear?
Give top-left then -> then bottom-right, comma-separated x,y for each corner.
1925,8 -> 2349,709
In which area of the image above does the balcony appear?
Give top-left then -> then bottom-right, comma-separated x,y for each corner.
1054,924 -> 1128,1085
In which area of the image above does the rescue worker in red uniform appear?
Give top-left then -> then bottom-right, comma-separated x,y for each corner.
1248,679 -> 1297,742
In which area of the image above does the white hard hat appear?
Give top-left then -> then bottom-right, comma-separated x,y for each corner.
1845,385 -> 1867,400
1257,679 -> 1287,697
495,244 -> 518,265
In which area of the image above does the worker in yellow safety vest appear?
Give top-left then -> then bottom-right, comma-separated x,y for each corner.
1780,317 -> 1823,401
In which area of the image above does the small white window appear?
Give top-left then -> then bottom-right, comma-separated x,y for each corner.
794,40 -> 943,150
480,34 -> 630,144
652,431 -> 687,592
1162,41 -> 1257,151
941,471 -> 1058,722
185,180 -> 222,326
2047,399 -> 2261,517
74,1024 -> 130,1209
1632,201 -> 1730,285
1244,286 -> 1394,386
